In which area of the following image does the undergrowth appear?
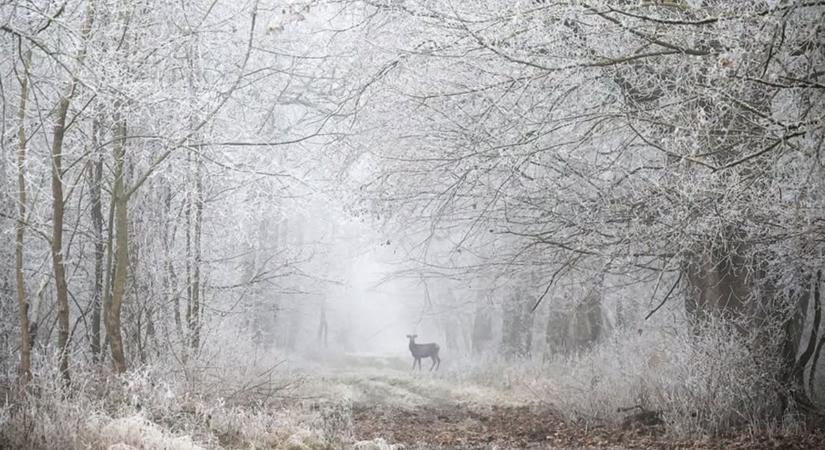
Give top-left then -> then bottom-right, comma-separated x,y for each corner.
443,322 -> 801,438
0,341 -> 351,450
0,321 -> 810,448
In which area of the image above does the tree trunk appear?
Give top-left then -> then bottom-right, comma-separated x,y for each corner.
545,306 -> 568,357
49,0 -> 96,381
101,189 -> 116,360
684,238 -> 752,334
86,120 -> 104,362
190,148 -> 203,350
162,185 -> 182,337
184,150 -> 193,354
800,271 -> 822,399
500,287 -> 534,359
15,48 -> 33,386
684,232 -> 819,411
107,117 -> 128,373
129,225 -> 144,364
145,302 -> 157,358
51,94 -> 72,384
809,327 -> 825,400
571,287 -> 603,350
471,302 -> 492,354
317,300 -> 328,348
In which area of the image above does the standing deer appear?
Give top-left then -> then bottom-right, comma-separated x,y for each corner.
406,334 -> 441,371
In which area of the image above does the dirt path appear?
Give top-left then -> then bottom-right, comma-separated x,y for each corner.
302,356 -> 822,450
336,371 -> 649,449
330,367 -> 581,448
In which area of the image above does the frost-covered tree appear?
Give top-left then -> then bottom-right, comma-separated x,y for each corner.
1,0 -> 366,380
343,0 -> 825,410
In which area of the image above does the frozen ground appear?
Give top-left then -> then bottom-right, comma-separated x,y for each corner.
274,354 -> 818,450
5,352 -> 819,449
289,353 -> 603,449
299,353 -> 531,408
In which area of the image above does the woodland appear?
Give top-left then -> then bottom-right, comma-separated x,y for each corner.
1,1 -> 824,449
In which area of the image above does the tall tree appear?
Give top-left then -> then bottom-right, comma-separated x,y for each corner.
108,113 -> 128,373
85,119 -> 104,362
14,46 -> 32,386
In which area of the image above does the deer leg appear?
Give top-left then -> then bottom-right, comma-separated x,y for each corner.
411,358 -> 417,370
435,355 -> 441,371
429,356 -> 436,371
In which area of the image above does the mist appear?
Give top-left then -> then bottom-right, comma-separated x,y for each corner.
1,1 -> 824,449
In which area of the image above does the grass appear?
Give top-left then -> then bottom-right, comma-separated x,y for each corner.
441,323 -> 798,439
0,321 -> 809,448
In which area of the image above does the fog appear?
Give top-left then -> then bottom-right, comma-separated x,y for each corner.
2,1 -> 824,448
334,255 -> 419,356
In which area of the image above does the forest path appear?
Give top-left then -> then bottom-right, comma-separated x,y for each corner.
293,353 -> 817,450
299,354 -> 624,449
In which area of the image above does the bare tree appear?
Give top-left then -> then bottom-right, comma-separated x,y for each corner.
14,46 -> 32,386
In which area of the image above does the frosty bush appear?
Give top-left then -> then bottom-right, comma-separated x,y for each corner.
511,323 -> 792,437
0,358 -> 103,449
657,321 -> 788,437
312,400 -> 354,446
0,351 -> 321,450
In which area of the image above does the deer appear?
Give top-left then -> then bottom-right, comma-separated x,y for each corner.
406,334 -> 441,371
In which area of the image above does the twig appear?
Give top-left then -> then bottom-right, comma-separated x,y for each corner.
644,272 -> 683,321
